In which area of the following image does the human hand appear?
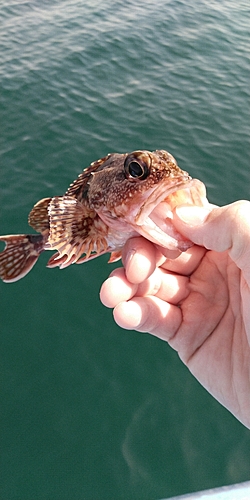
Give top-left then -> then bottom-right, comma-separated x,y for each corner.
100,201 -> 250,428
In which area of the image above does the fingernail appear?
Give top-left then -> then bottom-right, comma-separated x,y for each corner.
124,248 -> 136,268
175,206 -> 210,225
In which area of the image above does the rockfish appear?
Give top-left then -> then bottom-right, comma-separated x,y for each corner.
0,150 -> 208,282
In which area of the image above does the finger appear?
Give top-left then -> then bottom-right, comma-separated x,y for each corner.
174,201 -> 250,281
100,265 -> 189,308
100,267 -> 138,308
113,296 -> 182,340
136,267 -> 189,304
155,245 -> 182,260
161,245 -> 207,276
122,237 -> 159,283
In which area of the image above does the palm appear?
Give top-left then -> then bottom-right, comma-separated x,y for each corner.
100,241 -> 250,427
100,201 -> 250,427
169,248 -> 250,422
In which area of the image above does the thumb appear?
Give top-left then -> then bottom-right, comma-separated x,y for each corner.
173,201 -> 250,279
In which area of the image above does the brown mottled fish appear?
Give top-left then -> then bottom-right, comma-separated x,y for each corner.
0,150 -> 208,282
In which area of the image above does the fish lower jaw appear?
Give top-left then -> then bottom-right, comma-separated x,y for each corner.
135,198 -> 193,251
133,179 -> 208,251
136,214 -> 192,251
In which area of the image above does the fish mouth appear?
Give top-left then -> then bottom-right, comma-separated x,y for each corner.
131,177 -> 207,251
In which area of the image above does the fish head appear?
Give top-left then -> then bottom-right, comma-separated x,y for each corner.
87,150 -> 208,251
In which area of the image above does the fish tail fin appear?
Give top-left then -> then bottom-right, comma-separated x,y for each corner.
0,234 -> 44,282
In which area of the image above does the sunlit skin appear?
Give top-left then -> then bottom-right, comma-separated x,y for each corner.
100,201 -> 250,428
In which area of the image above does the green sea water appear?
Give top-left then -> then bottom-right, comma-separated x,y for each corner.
0,1 -> 249,499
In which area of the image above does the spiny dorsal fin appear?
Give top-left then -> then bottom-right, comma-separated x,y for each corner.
65,154 -> 111,199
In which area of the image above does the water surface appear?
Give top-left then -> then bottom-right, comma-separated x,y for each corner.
0,1 -> 249,499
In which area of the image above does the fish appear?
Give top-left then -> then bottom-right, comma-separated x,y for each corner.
0,149 -> 208,283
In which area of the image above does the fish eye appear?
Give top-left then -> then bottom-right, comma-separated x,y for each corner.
124,154 -> 150,181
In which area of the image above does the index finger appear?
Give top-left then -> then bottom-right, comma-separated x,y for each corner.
121,237 -> 164,284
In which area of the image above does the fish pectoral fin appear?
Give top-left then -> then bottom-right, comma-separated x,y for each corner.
45,196 -> 99,267
46,251 -> 75,269
0,234 -> 44,282
76,248 -> 121,266
46,248 -> 107,269
47,195 -> 92,246
28,197 -> 51,234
